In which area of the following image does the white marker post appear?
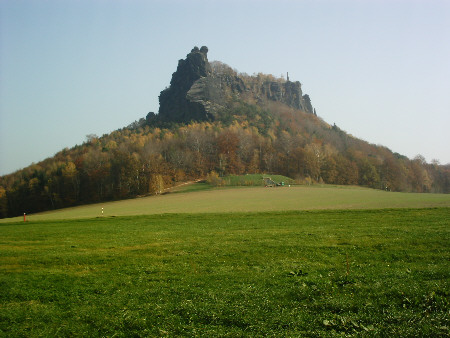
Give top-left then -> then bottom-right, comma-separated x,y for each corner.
102,207 -> 104,216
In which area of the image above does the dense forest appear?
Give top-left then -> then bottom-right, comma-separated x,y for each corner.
1,98 -> 448,218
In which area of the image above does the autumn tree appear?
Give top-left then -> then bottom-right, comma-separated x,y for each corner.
321,155 -> 338,184
62,161 -> 80,204
82,149 -> 111,201
358,159 -> 380,188
304,143 -> 322,181
217,129 -> 242,175
0,186 -> 8,218
335,156 -> 359,185
408,155 -> 432,192
149,174 -> 164,195
381,156 -> 408,191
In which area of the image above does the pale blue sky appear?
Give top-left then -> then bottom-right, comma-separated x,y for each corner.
1,0 -> 449,175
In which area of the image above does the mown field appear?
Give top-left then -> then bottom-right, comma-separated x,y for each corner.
2,184 -> 449,222
1,206 -> 449,336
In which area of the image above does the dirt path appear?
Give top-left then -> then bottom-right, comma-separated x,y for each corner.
163,179 -> 204,193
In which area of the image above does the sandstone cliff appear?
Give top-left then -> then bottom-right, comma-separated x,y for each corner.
152,46 -> 315,124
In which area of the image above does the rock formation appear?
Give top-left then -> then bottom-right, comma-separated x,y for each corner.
153,46 -> 315,124
157,46 -> 216,123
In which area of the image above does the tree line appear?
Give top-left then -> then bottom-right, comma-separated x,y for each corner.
1,104 -> 448,218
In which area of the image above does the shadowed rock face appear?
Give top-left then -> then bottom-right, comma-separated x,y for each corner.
156,46 -> 314,124
158,46 -> 215,122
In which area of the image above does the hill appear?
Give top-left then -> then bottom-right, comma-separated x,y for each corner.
0,46 -> 449,218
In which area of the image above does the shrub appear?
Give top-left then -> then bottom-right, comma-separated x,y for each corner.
206,171 -> 224,186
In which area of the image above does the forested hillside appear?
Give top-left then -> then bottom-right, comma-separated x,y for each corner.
1,104 -> 448,218
1,47 -> 448,218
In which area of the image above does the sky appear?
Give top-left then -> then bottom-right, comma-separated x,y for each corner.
1,0 -> 449,175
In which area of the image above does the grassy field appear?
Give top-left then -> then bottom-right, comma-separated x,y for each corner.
2,184 -> 450,222
1,208 -> 449,336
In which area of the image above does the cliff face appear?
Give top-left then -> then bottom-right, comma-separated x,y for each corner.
158,46 -> 216,123
259,79 -> 312,113
154,46 -> 315,124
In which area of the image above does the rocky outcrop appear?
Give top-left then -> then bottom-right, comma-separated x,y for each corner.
158,46 -> 217,122
259,79 -> 312,113
154,46 -> 315,124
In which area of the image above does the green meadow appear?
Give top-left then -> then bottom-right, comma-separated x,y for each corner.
1,185 -> 449,336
